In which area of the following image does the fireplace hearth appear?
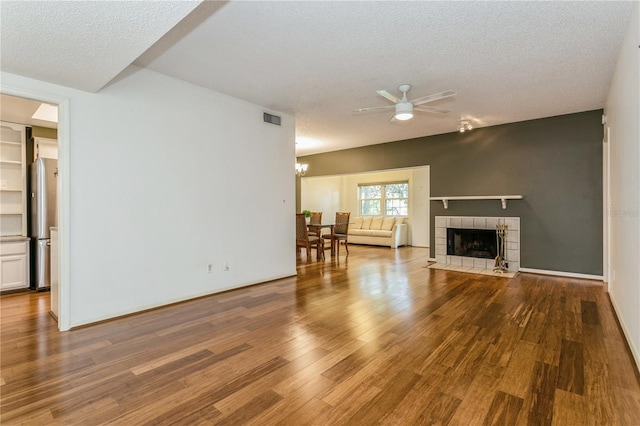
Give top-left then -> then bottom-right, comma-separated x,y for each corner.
435,216 -> 520,272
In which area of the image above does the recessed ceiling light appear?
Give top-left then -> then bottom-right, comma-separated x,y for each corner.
32,103 -> 58,123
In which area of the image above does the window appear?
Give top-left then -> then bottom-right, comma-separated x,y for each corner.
358,182 -> 408,216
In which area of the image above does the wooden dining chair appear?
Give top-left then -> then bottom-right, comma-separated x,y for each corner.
308,211 -> 322,237
322,212 -> 350,256
296,213 -> 324,261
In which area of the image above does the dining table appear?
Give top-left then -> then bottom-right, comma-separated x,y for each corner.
307,223 -> 336,256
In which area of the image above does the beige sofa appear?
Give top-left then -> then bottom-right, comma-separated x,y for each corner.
347,216 -> 408,248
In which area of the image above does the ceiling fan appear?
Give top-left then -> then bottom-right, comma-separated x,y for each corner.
355,84 -> 456,122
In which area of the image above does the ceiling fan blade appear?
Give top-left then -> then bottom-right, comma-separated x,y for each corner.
354,105 -> 395,113
411,90 -> 457,106
414,106 -> 450,114
376,90 -> 401,104
389,113 -> 397,122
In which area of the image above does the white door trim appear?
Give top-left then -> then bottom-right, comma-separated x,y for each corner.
1,85 -> 71,331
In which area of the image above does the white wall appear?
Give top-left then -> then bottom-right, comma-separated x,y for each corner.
410,167 -> 430,248
300,167 -> 430,246
299,175 -> 345,217
605,2 -> 639,369
2,66 -> 296,328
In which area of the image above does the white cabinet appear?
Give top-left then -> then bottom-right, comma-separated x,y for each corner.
33,137 -> 58,160
1,121 -> 27,237
0,240 -> 29,291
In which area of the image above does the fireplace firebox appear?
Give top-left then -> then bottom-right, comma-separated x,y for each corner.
446,228 -> 497,259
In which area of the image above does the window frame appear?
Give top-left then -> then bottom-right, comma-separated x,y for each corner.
358,181 -> 409,217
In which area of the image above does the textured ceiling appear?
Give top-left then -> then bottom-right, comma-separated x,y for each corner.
1,1 -> 633,156
0,1 -> 201,92
136,1 -> 632,156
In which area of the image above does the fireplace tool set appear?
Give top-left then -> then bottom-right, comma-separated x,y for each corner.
493,224 -> 508,273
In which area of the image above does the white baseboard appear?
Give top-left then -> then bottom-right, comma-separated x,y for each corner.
608,292 -> 640,373
519,267 -> 603,281
70,272 -> 297,329
428,257 -> 437,262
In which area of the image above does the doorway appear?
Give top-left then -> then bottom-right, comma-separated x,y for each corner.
0,91 -> 69,330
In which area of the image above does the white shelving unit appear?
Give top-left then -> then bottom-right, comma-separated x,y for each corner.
0,122 -> 27,237
430,195 -> 523,210
1,121 -> 29,291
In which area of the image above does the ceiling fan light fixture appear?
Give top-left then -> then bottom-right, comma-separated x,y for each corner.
395,102 -> 414,121
356,84 -> 456,123
395,112 -> 413,121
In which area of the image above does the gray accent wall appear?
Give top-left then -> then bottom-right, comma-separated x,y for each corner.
298,110 -> 603,275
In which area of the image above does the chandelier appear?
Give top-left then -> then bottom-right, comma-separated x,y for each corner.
295,163 -> 308,176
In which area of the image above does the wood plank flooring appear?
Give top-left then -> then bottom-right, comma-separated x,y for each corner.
2,245 -> 640,425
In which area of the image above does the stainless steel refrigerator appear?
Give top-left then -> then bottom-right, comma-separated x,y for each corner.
29,158 -> 57,290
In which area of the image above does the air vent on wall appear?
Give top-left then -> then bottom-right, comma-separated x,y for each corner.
263,112 -> 281,126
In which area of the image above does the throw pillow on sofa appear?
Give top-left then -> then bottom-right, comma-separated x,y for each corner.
381,217 -> 396,231
370,217 -> 384,230
352,216 -> 364,229
362,216 -> 373,229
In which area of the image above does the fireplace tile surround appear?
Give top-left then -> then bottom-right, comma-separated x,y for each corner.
435,216 -> 520,273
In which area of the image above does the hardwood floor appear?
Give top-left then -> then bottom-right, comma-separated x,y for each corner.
2,245 -> 640,425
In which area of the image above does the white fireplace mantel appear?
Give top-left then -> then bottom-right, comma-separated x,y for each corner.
430,195 -> 523,209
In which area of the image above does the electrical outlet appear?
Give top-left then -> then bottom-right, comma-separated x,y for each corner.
223,261 -> 230,272
207,264 -> 213,273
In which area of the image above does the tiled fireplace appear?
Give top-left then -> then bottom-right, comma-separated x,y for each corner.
435,216 -> 520,273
